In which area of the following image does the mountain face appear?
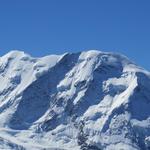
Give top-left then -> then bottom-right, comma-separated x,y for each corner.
0,50 -> 150,150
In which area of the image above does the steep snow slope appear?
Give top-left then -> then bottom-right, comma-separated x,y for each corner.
0,50 -> 150,150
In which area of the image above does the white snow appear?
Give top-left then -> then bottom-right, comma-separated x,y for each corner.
0,50 -> 149,149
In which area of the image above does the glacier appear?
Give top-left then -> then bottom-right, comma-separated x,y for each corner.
0,50 -> 150,150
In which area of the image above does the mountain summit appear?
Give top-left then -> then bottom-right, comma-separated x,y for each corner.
0,50 -> 150,150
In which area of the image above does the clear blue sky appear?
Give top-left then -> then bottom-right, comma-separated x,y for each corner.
0,0 -> 150,70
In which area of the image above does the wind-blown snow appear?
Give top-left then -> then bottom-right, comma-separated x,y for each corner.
0,50 -> 150,150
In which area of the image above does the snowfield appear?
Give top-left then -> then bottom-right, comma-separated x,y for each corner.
0,50 -> 150,150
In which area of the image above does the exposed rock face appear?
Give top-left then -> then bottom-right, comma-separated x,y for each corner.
0,50 -> 150,150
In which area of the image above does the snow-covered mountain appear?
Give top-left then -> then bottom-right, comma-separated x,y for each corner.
0,50 -> 150,150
